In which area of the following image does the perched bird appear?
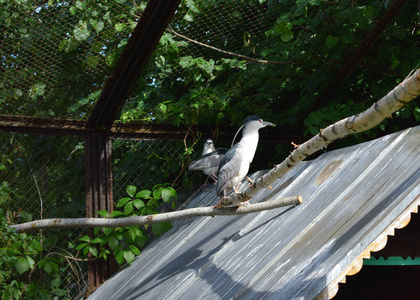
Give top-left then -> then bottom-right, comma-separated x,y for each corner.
216,116 -> 275,199
188,139 -> 227,182
201,138 -> 216,155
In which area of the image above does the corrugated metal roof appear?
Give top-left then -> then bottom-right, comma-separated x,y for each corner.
89,126 -> 420,300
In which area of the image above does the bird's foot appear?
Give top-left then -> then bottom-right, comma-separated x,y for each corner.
238,200 -> 250,207
214,195 -> 231,208
245,176 -> 255,187
197,182 -> 211,192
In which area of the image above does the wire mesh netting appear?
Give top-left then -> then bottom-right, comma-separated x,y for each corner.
1,0 -> 148,119
122,0 -> 419,130
111,136 -> 188,202
0,132 -> 88,297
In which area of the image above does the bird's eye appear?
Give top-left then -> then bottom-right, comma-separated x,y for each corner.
259,119 -> 262,123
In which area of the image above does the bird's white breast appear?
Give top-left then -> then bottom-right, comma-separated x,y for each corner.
233,133 -> 259,184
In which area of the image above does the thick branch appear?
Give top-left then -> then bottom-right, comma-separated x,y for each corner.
10,196 -> 302,233
221,68 -> 420,206
168,27 -> 293,65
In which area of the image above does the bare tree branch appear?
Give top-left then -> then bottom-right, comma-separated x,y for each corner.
168,27 -> 294,65
218,68 -> 420,207
10,196 -> 302,233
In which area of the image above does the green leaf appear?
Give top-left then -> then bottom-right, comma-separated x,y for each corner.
79,235 -> 90,243
73,23 -> 90,42
108,235 -> 119,249
128,227 -> 136,241
152,222 -> 172,236
162,187 -> 173,203
110,211 -> 124,218
325,35 -> 339,49
153,186 -> 163,200
184,14 -> 194,22
103,227 -> 113,236
97,210 -> 109,218
69,6 -> 77,15
115,23 -> 126,32
133,199 -> 145,209
91,237 -> 105,244
89,246 -> 98,257
136,190 -> 151,198
29,82 -> 46,99
89,19 -> 104,33
43,261 -> 54,274
179,56 -> 194,69
126,185 -> 137,197
76,1 -> 87,10
75,242 -> 88,251
124,201 -> 134,215
116,197 -> 131,208
115,250 -> 124,265
15,257 -> 30,275
141,207 -> 156,215
309,125 -> 319,136
26,256 -> 35,269
123,250 -> 135,264
129,245 -> 141,256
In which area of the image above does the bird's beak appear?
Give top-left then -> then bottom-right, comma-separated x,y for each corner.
262,121 -> 275,127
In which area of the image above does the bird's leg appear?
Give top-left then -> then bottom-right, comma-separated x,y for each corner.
210,173 -> 218,184
233,184 -> 241,195
214,190 -> 228,208
197,176 -> 210,191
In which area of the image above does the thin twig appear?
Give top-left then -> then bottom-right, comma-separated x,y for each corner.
168,27 -> 294,65
28,158 -> 43,220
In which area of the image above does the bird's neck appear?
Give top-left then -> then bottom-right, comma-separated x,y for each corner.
239,131 -> 259,161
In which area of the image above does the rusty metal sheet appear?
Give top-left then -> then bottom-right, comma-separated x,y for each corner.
88,125 -> 420,300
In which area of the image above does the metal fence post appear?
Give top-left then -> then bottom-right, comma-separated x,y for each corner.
85,130 -> 117,289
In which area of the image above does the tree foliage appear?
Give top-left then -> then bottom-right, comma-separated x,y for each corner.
76,184 -> 176,265
0,209 -> 71,299
121,0 -> 420,136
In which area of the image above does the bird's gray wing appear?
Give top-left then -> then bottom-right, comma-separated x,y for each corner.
216,145 -> 242,197
188,149 -> 227,171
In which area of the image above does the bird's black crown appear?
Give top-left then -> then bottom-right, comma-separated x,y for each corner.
243,115 -> 261,124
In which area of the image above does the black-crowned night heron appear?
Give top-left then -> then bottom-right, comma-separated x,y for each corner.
201,138 -> 216,155
216,115 -> 275,199
188,139 -> 227,182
